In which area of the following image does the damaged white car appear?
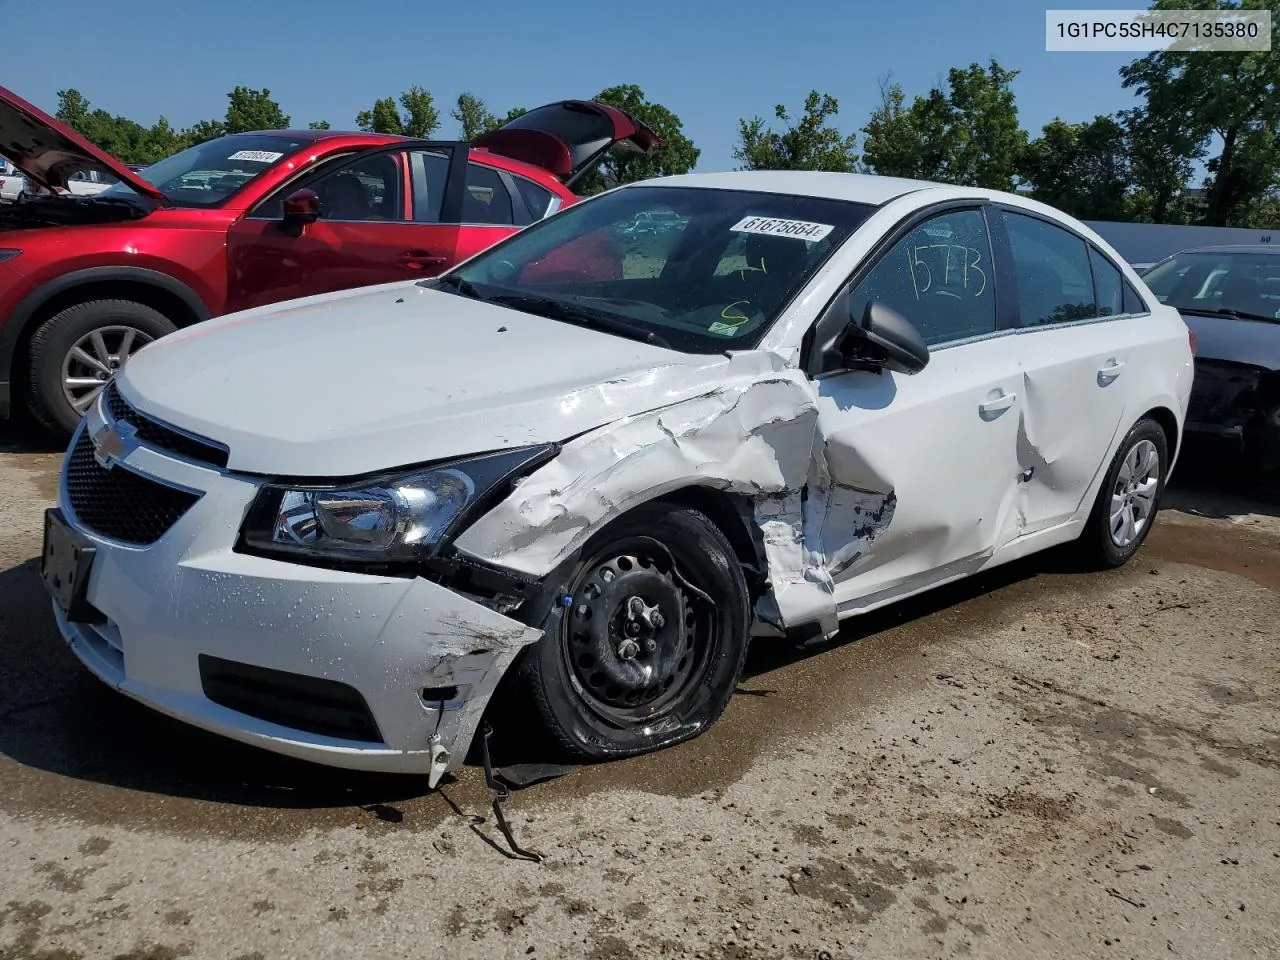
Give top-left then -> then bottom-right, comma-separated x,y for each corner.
42,171 -> 1194,785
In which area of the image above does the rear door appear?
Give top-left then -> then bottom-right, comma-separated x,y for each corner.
452,160 -> 525,265
225,144 -> 467,312
992,207 -> 1144,535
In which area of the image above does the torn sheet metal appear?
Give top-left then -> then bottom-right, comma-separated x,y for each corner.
453,352 -> 856,635
383,584 -> 543,786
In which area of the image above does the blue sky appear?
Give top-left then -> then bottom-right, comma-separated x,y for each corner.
6,0 -> 1145,172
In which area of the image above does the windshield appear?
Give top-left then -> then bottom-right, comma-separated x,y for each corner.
101,133 -> 306,208
1142,250 -> 1280,321
434,185 -> 876,353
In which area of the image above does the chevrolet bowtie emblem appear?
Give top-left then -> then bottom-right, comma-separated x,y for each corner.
92,419 -> 138,470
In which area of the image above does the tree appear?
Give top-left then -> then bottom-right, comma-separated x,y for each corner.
308,120 -> 331,130
356,97 -> 402,134
452,92 -> 498,140
139,117 -> 186,165
1120,0 -> 1280,226
944,60 -> 1026,190
1121,106 -> 1201,224
398,85 -> 440,138
862,60 -> 1026,190
55,89 -> 91,131
572,84 -> 699,194
357,87 -> 440,138
181,119 -> 227,147
1019,116 -> 1132,220
223,86 -> 290,134
733,90 -> 859,172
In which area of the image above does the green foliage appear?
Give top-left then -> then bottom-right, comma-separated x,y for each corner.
356,97 -> 403,135
733,91 -> 859,172
861,60 -> 1026,190
223,86 -> 290,134
452,92 -> 498,140
398,86 -> 440,138
356,87 -> 440,138
308,120 -> 331,130
1019,115 -> 1132,220
572,84 -> 700,195
1120,0 -> 1280,226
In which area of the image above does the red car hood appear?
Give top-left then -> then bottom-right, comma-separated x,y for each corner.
0,84 -> 167,202
473,100 -> 667,188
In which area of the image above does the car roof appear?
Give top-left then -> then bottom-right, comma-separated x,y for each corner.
1174,244 -> 1280,256
631,170 -> 965,206
234,129 -> 405,144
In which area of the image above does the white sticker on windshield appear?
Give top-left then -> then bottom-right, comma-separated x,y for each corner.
227,150 -> 283,163
730,215 -> 834,242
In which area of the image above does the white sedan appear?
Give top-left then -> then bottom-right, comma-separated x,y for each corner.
41,171 -> 1193,786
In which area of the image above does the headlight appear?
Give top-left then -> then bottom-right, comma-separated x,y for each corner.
240,444 -> 556,564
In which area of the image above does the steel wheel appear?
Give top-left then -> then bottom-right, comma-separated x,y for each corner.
559,536 -> 716,728
60,325 -> 154,415
1109,438 -> 1160,548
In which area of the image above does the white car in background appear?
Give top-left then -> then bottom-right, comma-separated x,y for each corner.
1,162 -> 119,202
41,171 -> 1193,787
0,158 -> 26,202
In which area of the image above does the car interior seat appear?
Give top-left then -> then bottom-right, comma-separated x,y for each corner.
320,173 -> 372,221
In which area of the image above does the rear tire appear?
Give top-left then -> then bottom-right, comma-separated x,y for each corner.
1075,417 -> 1169,569
513,501 -> 751,763
25,299 -> 176,438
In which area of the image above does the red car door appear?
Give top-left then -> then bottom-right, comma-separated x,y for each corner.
225,144 -> 466,313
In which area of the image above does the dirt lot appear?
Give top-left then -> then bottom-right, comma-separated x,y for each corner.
1,421 -> 1277,960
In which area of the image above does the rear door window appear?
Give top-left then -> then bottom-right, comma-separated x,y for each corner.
1002,211 -> 1097,327
461,162 -> 514,225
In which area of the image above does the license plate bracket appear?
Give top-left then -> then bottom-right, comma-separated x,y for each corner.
41,508 -> 102,624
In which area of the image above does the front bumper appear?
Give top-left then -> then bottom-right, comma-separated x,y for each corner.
46,409 -> 542,784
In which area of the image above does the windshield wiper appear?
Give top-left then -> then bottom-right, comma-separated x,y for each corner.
485,294 -> 673,349
1179,305 -> 1279,324
430,274 -> 486,300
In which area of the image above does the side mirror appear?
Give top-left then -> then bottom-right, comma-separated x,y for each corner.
281,188 -> 319,233
841,300 -> 930,375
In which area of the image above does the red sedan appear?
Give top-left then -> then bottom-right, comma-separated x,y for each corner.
0,85 -> 664,436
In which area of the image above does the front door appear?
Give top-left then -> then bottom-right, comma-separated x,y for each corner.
225,145 -> 465,313
813,207 -> 1025,611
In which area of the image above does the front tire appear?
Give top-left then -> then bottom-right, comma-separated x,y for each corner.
25,299 -> 176,438
514,501 -> 751,763
1076,417 -> 1169,569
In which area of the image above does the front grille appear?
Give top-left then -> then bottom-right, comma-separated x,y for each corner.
198,655 -> 384,744
65,431 -> 201,545
103,381 -> 230,468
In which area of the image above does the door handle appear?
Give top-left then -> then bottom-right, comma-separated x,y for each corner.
398,250 -> 448,270
1097,358 -> 1126,383
979,391 -> 1016,419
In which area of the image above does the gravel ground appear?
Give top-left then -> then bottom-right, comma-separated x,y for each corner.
1,422 -> 1277,960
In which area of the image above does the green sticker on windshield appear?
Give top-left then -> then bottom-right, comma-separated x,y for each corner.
708,321 -> 745,336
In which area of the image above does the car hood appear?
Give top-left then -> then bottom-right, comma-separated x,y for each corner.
1179,308 -> 1280,371
115,281 -> 731,477
0,84 -> 166,202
